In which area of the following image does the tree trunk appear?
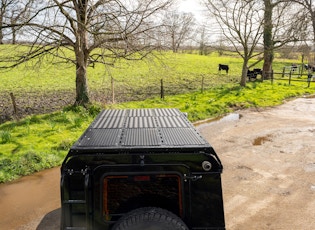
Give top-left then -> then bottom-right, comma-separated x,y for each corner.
74,0 -> 90,106
75,62 -> 89,106
75,45 -> 90,106
240,60 -> 248,87
199,42 -> 205,55
172,33 -> 176,53
263,0 -> 273,79
11,18 -> 16,44
12,28 -> 16,44
0,18 -> 3,44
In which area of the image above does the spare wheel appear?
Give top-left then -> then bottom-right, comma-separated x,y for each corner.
111,207 -> 189,230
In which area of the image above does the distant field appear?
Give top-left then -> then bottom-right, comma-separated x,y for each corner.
0,50 -> 300,93
0,49 -> 305,123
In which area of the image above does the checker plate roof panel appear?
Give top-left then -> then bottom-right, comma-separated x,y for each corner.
74,108 -> 209,151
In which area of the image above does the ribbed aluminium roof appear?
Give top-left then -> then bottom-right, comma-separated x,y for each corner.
73,108 -> 209,150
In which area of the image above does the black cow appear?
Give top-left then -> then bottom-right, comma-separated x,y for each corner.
247,70 -> 257,80
291,64 -> 298,72
218,64 -> 229,74
247,68 -> 262,80
253,68 -> 262,75
304,64 -> 315,72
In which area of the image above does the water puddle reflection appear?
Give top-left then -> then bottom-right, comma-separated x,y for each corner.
304,163 -> 315,172
195,113 -> 240,129
219,113 -> 240,122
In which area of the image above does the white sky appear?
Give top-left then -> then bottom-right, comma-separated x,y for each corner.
178,0 -> 221,41
178,0 -> 206,22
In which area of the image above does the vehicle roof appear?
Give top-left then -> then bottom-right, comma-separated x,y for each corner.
71,108 -> 212,152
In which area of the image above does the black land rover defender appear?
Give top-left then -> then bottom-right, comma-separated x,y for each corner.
60,108 -> 225,230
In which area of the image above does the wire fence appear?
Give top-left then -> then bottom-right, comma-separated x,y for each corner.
271,66 -> 315,87
92,74 -> 240,104
1,71 -> 314,124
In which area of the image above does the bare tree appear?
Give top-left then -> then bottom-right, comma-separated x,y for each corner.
196,21 -> 222,56
291,0 -> 315,60
262,0 -> 307,78
0,0 -> 35,44
0,0 -> 172,106
0,0 -> 15,44
8,0 -> 35,44
198,25 -> 207,55
297,0 -> 315,43
204,0 -> 264,86
162,11 -> 196,53
0,0 -> 12,44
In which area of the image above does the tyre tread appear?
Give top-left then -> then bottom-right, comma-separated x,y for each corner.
112,207 -> 188,230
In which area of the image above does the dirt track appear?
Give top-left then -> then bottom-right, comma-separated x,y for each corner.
199,96 -> 315,229
0,96 -> 314,230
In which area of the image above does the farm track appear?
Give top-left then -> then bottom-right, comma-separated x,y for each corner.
198,96 -> 315,229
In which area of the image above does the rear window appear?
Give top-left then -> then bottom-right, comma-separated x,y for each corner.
103,173 -> 183,220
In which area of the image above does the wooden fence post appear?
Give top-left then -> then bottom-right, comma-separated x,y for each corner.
307,73 -> 312,88
289,71 -> 292,85
111,77 -> 115,103
9,92 -> 17,116
201,75 -> 204,93
160,79 -> 164,100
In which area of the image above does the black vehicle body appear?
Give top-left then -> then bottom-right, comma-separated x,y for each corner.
60,108 -> 225,230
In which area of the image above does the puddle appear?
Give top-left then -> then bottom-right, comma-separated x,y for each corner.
195,113 -> 240,128
220,113 -> 240,122
304,163 -> 315,172
252,135 -> 272,146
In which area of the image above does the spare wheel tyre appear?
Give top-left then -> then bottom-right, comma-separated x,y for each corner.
111,207 -> 189,230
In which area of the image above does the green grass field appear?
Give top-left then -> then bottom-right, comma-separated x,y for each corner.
1,49 -> 315,183
0,50 -> 302,93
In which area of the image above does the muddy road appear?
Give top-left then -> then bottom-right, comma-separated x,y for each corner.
0,96 -> 314,229
199,96 -> 315,229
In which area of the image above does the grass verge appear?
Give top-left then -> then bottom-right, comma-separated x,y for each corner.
0,106 -> 99,182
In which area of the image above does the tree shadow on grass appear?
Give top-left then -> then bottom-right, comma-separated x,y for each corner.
36,208 -> 60,230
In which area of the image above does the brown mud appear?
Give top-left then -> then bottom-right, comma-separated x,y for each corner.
0,96 -> 314,229
0,167 -> 60,230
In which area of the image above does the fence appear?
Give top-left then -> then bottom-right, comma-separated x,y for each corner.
268,66 -> 315,88
98,75 -> 240,104
1,74 -> 240,123
1,71 -> 314,124
104,70 -> 315,104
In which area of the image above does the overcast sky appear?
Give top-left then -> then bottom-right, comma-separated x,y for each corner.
178,0 -> 206,22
